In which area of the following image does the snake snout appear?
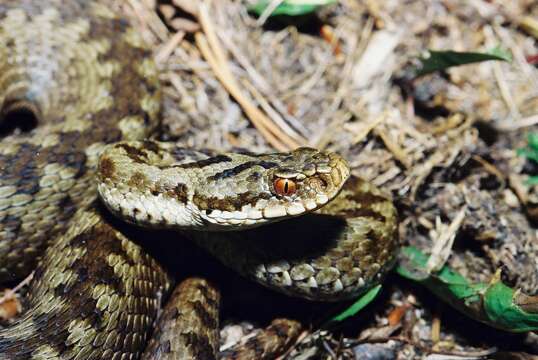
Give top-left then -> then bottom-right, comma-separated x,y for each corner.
305,151 -> 350,206
266,149 -> 350,216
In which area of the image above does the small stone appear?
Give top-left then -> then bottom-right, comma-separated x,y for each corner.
353,344 -> 396,360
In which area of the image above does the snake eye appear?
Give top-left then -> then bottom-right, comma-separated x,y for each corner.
274,178 -> 296,196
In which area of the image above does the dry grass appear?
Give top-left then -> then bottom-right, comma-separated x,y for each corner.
115,0 -> 538,358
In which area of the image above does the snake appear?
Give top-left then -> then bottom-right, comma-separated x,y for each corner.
0,1 -> 398,359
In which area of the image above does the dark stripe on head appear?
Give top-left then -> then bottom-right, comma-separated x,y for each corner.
208,161 -> 278,181
171,155 -> 232,169
168,148 -> 211,162
117,143 -> 148,163
193,192 -> 272,212
141,140 -> 160,153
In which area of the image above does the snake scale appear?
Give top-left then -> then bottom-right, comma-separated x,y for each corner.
0,1 -> 398,359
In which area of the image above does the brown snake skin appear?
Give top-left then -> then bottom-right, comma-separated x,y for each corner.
0,1 -> 398,359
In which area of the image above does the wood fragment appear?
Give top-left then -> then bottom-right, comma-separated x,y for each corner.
431,314 -> 441,343
387,304 -> 410,326
375,126 -> 411,169
519,16 -> 538,39
155,30 -> 185,65
426,207 -> 466,273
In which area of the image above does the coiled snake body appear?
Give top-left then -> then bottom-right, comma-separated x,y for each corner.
0,1 -> 398,358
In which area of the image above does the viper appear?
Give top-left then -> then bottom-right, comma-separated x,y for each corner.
0,1 -> 398,358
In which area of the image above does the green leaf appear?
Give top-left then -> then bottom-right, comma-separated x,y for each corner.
516,134 -> 538,186
248,0 -> 336,17
527,133 -> 538,150
516,148 -> 538,163
415,47 -> 512,77
483,277 -> 538,332
396,247 -> 538,332
396,246 -> 481,301
330,285 -> 382,323
525,176 -> 538,186
487,45 -> 513,62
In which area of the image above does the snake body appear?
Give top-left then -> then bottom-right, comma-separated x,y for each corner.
0,1 -> 398,358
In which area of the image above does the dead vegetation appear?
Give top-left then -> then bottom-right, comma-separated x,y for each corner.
103,0 -> 538,358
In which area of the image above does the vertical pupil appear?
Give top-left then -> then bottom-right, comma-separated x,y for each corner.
284,181 -> 289,193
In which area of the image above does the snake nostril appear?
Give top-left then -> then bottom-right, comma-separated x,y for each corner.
0,100 -> 40,138
309,176 -> 329,192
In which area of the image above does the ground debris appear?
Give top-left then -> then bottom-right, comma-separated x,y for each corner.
117,0 -> 538,357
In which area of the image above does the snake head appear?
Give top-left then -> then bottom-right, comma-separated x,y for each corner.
97,142 -> 350,230
197,147 -> 351,228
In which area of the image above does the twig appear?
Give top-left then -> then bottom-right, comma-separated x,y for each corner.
255,0 -> 285,26
352,112 -> 387,145
375,126 -> 411,169
426,207 -> 466,273
495,114 -> 538,131
241,79 -> 307,144
197,0 -> 302,150
0,271 -> 34,306
431,312 -> 441,343
483,25 -> 520,120
218,31 -> 310,137
196,33 -> 290,151
471,155 -> 506,186
127,0 -> 169,42
275,329 -> 310,360
155,30 -> 186,65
